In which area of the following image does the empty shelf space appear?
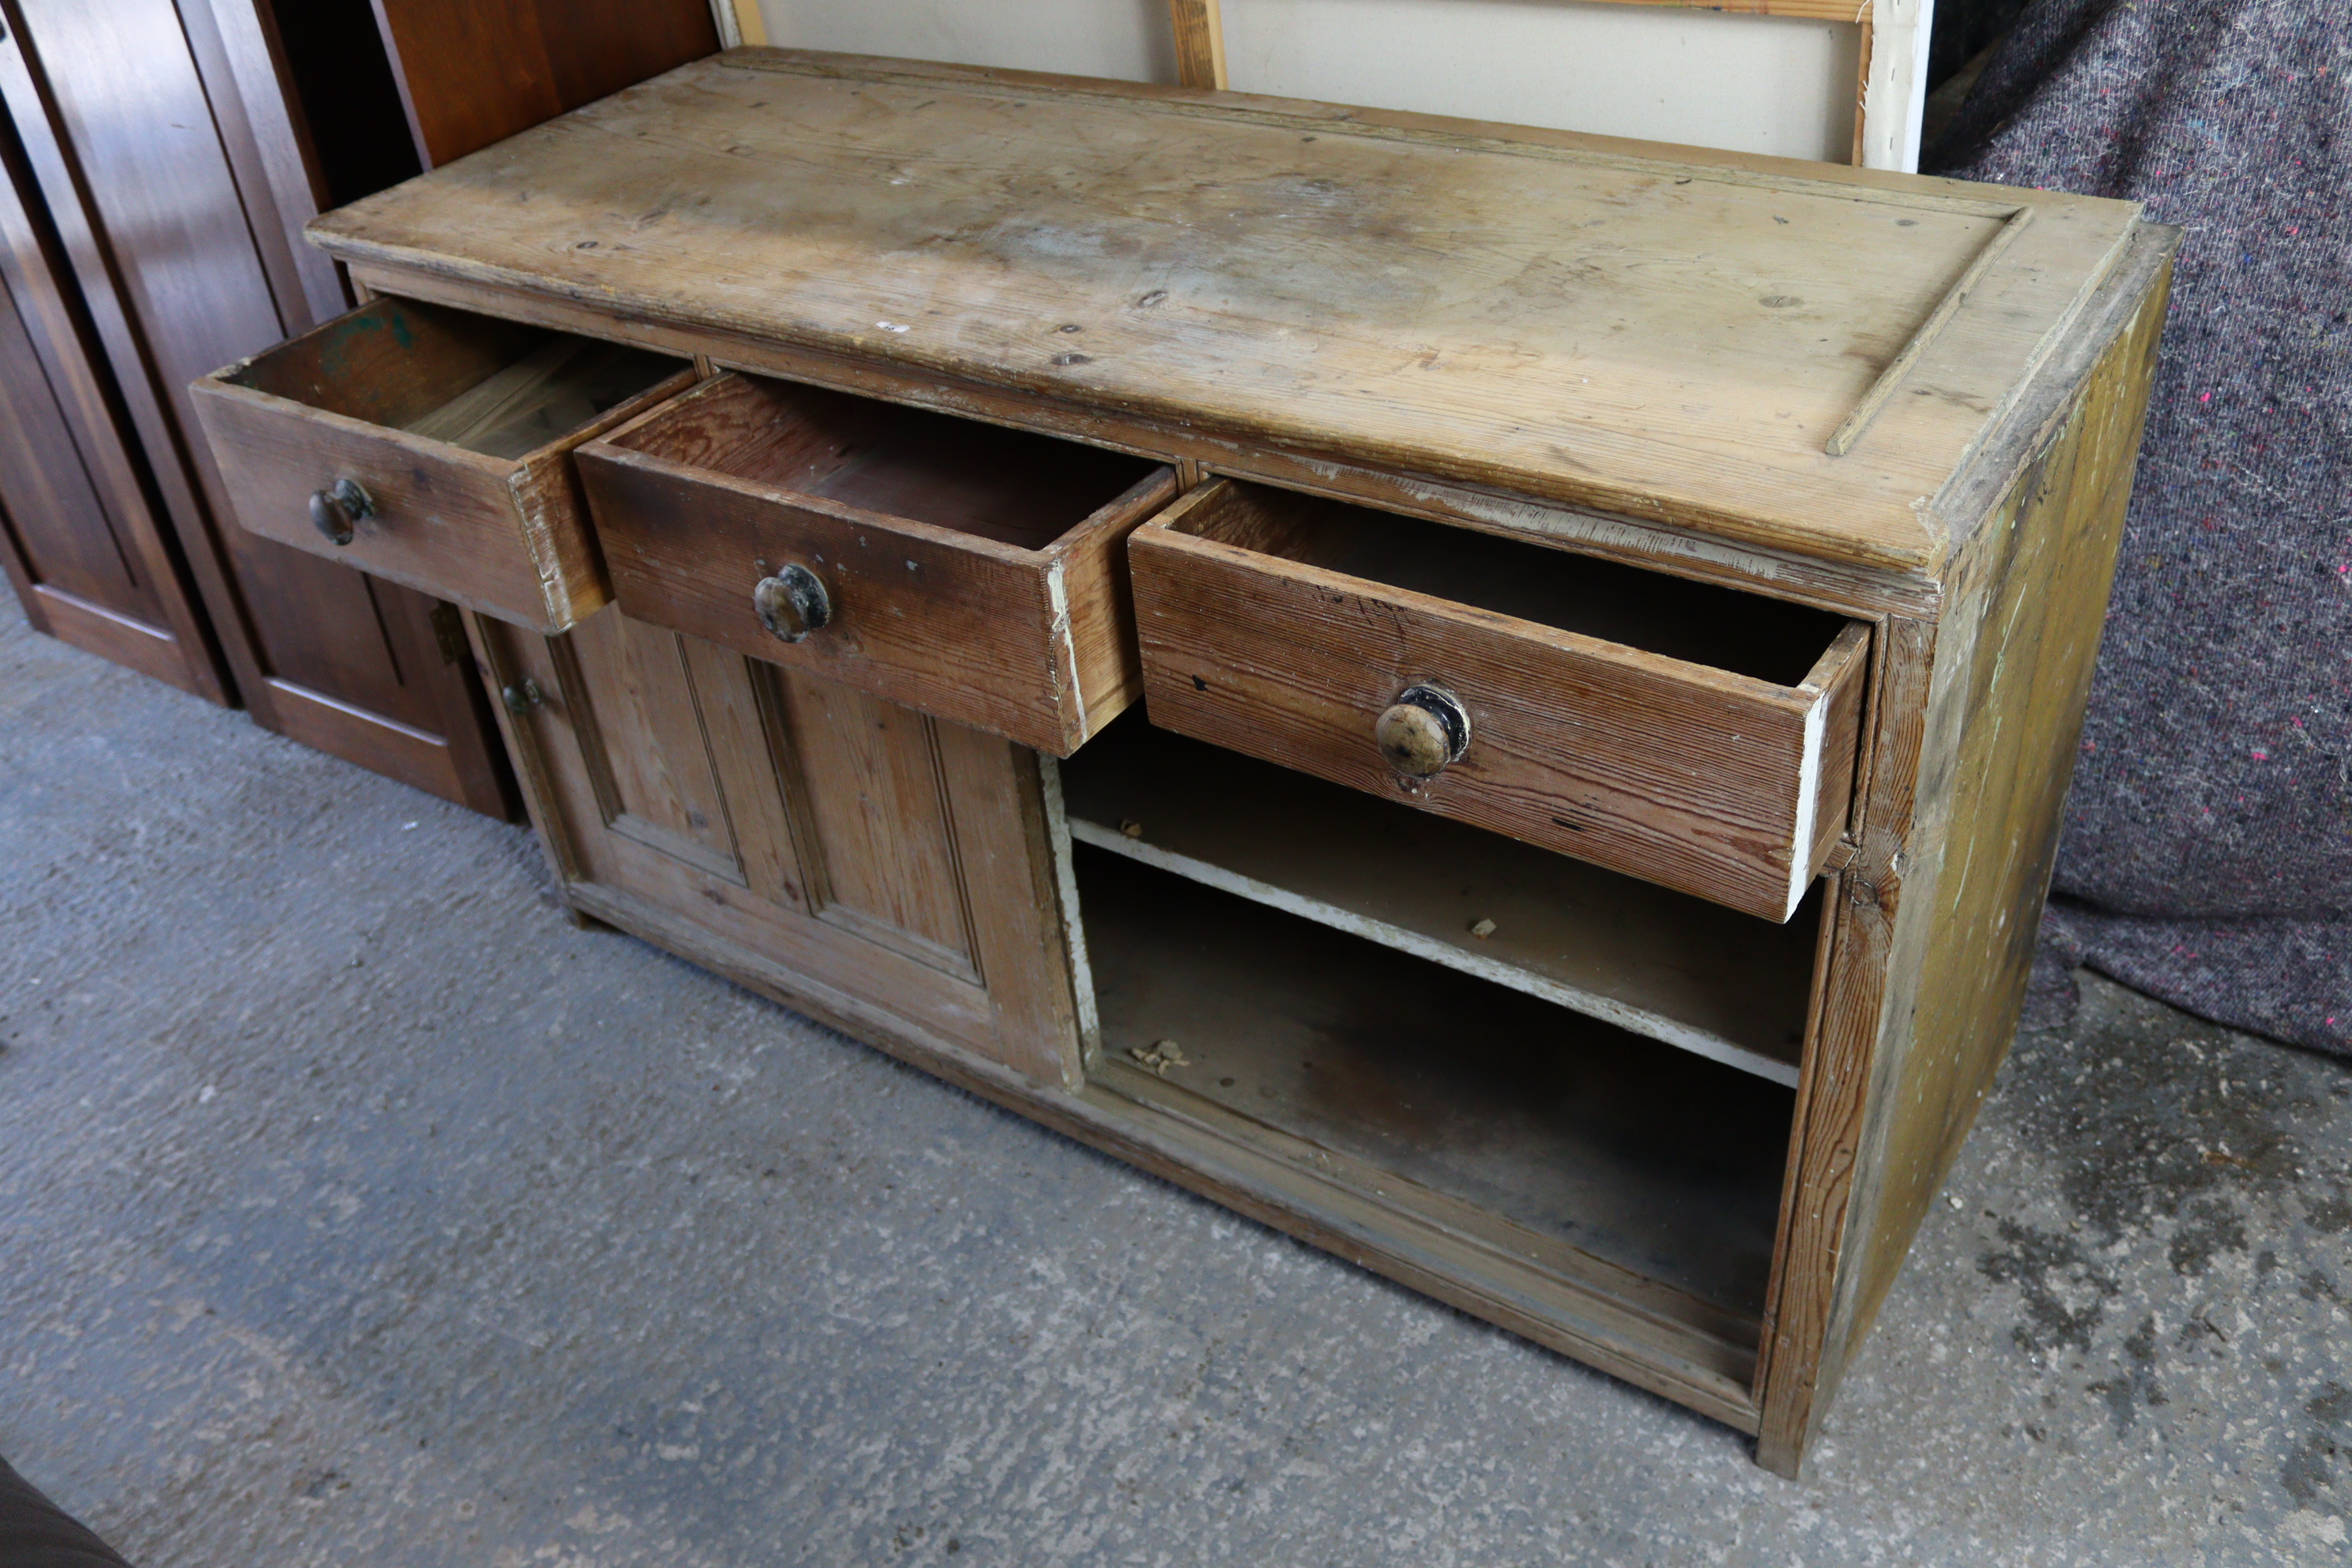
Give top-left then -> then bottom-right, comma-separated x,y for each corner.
1059,717 -> 1818,1084
1075,845 -> 1792,1344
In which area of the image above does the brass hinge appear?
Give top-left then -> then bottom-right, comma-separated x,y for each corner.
428,602 -> 466,666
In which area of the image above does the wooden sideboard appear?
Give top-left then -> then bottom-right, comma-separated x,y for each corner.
188,48 -> 2175,1477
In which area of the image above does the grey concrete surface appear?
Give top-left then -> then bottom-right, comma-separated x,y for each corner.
2,592 -> 2347,1568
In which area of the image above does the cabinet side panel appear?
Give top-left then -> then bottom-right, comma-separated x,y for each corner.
1838,261 -> 2169,1355
1756,243 -> 2171,1476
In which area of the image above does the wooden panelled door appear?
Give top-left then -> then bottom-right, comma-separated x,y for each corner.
0,0 -> 511,813
475,610 -> 1083,1087
0,118 -> 224,700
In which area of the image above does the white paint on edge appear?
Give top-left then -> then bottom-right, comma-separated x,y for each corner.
1069,816 -> 1802,1088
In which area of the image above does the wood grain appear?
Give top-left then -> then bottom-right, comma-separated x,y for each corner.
1131,480 -> 1867,922
1167,0 -> 1227,90
1845,249 -> 2173,1362
1059,716 -> 1818,1081
1080,846 -> 1788,1352
192,296 -> 692,630
0,0 -> 513,812
578,370 -> 1176,754
1753,225 -> 2178,1476
307,49 -> 2144,578
0,205 -> 229,696
344,258 -> 1950,622
480,608 -> 1083,1088
368,0 -> 719,168
234,46 -> 2177,1476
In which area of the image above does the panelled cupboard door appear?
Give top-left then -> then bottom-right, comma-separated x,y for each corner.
0,0 -> 511,813
0,170 -> 224,700
475,609 -> 1083,1088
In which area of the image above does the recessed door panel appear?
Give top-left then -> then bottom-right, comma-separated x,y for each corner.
775,672 -> 982,982
475,609 -> 1077,1085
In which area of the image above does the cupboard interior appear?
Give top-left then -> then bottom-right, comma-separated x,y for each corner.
229,297 -> 684,461
604,371 -> 1166,551
1059,715 -> 1819,1084
1174,480 -> 1850,687
1067,839 -> 1799,1366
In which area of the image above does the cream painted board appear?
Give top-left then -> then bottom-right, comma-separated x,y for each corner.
1220,0 -> 1860,165
750,0 -> 1904,168
752,0 -> 1176,84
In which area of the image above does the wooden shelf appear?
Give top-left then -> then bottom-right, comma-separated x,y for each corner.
1074,844 -> 1793,1349
1060,717 -> 1818,1085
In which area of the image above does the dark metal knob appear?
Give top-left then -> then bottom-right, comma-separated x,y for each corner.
1375,684 -> 1469,778
500,678 -> 543,715
753,564 -> 831,643
307,477 -> 374,546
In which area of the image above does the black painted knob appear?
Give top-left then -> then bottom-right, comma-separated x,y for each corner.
307,477 -> 374,546
753,564 -> 831,643
1375,684 -> 1470,778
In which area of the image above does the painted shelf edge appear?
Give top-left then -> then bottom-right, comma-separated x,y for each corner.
1065,816 -> 1802,1087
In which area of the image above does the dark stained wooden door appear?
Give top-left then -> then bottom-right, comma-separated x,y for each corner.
371,0 -> 720,167
475,610 -> 1084,1088
0,116 -> 226,700
0,0 -> 511,812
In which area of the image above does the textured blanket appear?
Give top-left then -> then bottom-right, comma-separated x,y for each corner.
1926,0 -> 2350,1055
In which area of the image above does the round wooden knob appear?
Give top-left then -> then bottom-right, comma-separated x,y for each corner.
1375,684 -> 1469,778
307,477 -> 374,546
752,564 -> 831,643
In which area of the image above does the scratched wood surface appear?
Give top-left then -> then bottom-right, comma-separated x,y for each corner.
194,296 -> 691,631
471,608 -> 1084,1087
1058,715 -> 1819,1078
1130,479 -> 1868,921
307,48 -> 2144,577
578,370 -> 1178,754
1750,225 -> 2179,1476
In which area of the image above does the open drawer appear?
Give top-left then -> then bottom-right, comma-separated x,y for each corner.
191,297 -> 693,632
575,371 -> 1178,756
1129,480 -> 1870,922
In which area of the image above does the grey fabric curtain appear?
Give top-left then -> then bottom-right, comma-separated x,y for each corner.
1926,0 -> 2350,1054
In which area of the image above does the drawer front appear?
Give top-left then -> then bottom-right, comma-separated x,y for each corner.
1130,482 -> 1868,922
190,298 -> 692,632
576,371 -> 1177,758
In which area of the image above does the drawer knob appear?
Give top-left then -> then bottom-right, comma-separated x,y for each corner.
307,478 -> 374,546
753,564 -> 831,643
1375,684 -> 1470,778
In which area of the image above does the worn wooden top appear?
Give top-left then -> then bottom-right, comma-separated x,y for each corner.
308,49 -> 2147,579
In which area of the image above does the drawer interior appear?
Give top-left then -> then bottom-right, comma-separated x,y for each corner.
602,372 -> 1165,548
227,296 -> 685,461
1173,481 -> 1849,686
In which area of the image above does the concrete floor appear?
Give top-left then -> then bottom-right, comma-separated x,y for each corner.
2,594 -> 2348,1568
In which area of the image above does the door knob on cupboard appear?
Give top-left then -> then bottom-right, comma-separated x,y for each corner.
307,477 -> 374,546
753,564 -> 831,643
1375,684 -> 1469,778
